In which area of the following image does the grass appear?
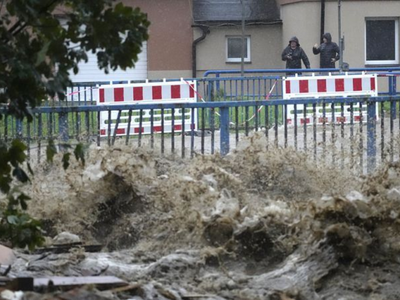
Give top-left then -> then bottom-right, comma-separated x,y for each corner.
1,100 -> 398,143
0,111 -> 99,142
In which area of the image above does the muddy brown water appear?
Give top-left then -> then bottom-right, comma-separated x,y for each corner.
3,132 -> 400,299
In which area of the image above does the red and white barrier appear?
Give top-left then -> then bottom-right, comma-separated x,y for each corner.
286,103 -> 369,126
97,79 -> 197,137
98,80 -> 195,103
283,72 -> 378,99
283,73 -> 378,125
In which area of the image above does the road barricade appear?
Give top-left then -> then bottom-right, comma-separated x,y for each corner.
97,79 -> 197,136
283,72 -> 378,126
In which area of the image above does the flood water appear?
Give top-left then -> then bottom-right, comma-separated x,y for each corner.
4,132 -> 400,299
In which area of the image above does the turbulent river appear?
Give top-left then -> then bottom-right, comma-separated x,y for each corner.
4,132 -> 400,300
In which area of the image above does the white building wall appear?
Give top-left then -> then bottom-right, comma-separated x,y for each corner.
69,42 -> 148,83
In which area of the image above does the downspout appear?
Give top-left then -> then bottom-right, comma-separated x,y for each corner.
320,0 -> 325,43
338,0 -> 343,71
192,25 -> 210,78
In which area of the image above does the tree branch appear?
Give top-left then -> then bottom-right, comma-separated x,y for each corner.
6,0 -> 63,41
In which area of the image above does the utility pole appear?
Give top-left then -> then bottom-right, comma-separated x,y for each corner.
240,0 -> 245,77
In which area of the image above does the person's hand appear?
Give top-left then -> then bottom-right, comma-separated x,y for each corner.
286,55 -> 292,60
331,58 -> 336,62
314,43 -> 319,48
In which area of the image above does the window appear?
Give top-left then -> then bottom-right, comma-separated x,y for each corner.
226,36 -> 251,62
365,18 -> 398,65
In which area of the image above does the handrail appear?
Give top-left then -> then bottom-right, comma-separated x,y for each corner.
1,96 -> 398,115
2,96 -> 400,172
203,67 -> 400,77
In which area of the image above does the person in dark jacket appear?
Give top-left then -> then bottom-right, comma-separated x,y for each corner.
313,32 -> 340,69
282,36 -> 310,75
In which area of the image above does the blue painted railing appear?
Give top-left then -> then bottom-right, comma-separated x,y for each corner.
52,68 -> 400,107
2,68 -> 400,173
203,67 -> 400,78
2,95 -> 400,173
202,68 -> 400,98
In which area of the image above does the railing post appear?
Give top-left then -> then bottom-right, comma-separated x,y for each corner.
208,80 -> 214,132
389,75 -> 397,119
59,112 -> 69,145
216,73 -> 220,95
367,99 -> 377,173
389,74 -> 395,95
16,118 -> 22,139
207,80 -> 214,102
220,107 -> 230,155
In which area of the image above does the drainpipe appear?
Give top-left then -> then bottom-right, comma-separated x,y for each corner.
192,25 -> 210,78
320,0 -> 325,43
338,0 -> 343,71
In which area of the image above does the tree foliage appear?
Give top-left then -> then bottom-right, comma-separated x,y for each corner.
0,139 -> 44,250
0,0 -> 149,249
0,0 -> 149,119
0,138 -> 86,249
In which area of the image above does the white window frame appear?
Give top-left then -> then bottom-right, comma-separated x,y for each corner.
365,17 -> 399,65
226,36 -> 251,63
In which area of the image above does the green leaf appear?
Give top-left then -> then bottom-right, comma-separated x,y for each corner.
0,176 -> 12,194
74,143 -> 86,166
9,139 -> 27,165
17,193 -> 31,211
12,166 -> 30,183
11,139 -> 27,152
7,215 -> 19,225
7,195 -> 18,208
46,139 -> 57,163
35,41 -> 51,66
62,153 -> 71,170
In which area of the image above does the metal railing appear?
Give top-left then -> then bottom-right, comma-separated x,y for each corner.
49,68 -> 400,106
1,68 -> 400,173
1,96 -> 400,174
201,68 -> 400,97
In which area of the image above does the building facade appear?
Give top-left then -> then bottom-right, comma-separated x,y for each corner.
70,0 -> 400,82
279,0 -> 400,70
123,0 -> 193,79
192,0 -> 283,77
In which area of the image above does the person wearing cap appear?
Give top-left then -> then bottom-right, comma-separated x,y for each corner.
281,36 -> 310,75
313,32 -> 340,69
